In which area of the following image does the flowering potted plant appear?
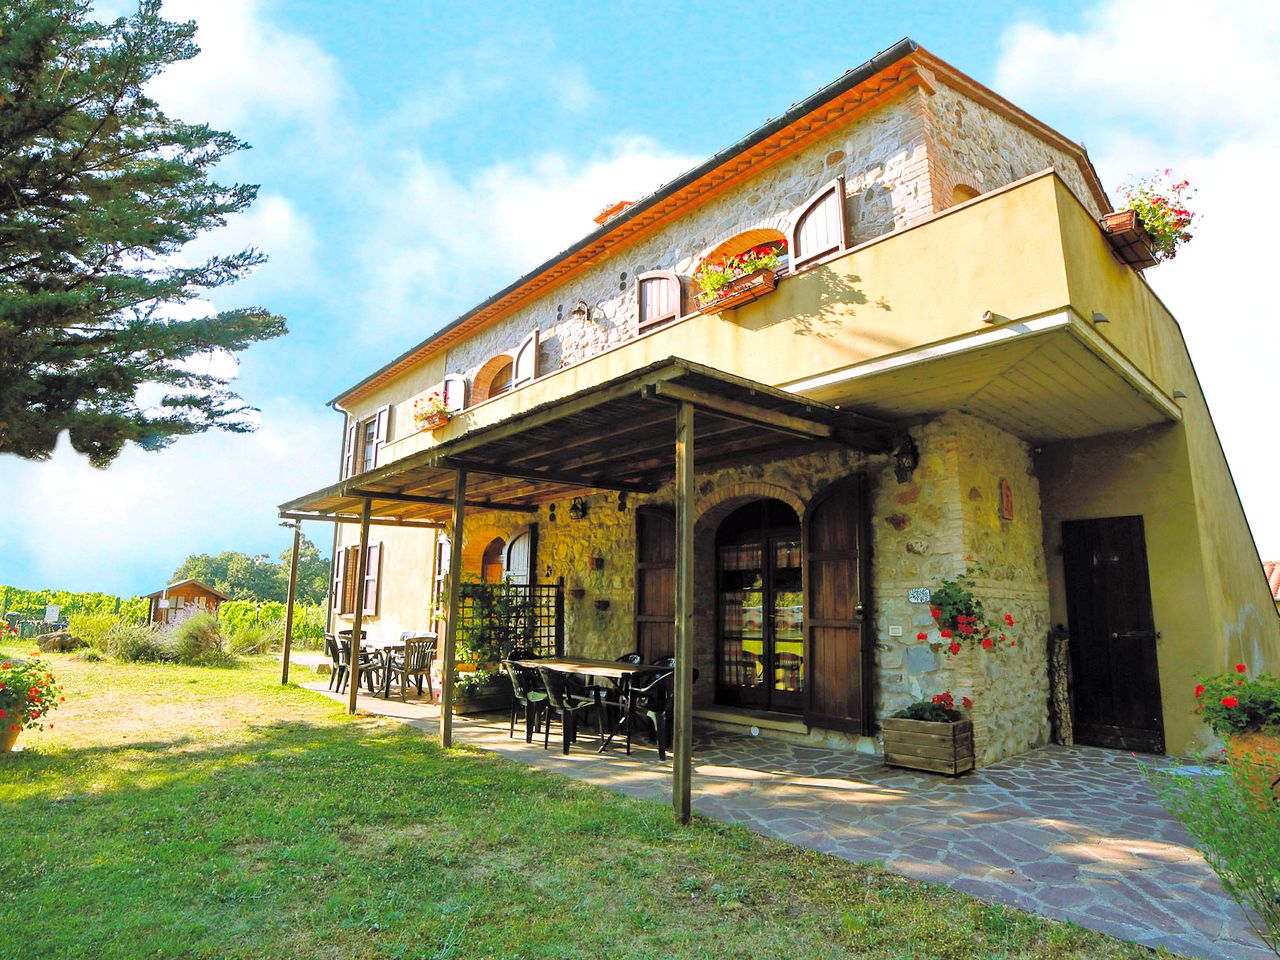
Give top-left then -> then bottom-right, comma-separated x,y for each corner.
882,691 -> 975,775
0,641 -> 64,752
1103,169 -> 1196,268
692,240 -> 787,315
915,570 -> 1019,657
1194,664 -> 1280,803
413,391 -> 450,432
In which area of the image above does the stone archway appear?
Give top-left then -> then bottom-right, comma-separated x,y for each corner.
460,522 -> 508,577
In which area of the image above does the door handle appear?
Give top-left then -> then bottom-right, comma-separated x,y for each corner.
1111,631 -> 1160,641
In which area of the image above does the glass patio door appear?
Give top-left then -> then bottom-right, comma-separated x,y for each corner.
716,500 -> 803,713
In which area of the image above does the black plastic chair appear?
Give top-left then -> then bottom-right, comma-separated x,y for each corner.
324,633 -> 343,691
383,636 -> 436,701
337,637 -> 381,694
538,666 -> 602,755
626,658 -> 699,761
503,659 -> 548,742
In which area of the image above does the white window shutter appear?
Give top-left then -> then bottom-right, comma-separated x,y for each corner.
371,405 -> 390,468
342,422 -> 357,478
512,329 -> 539,388
363,542 -> 382,616
332,548 -> 345,611
441,374 -> 467,413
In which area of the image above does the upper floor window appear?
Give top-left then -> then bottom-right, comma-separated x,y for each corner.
637,270 -> 683,332
343,405 -> 389,478
471,329 -> 540,405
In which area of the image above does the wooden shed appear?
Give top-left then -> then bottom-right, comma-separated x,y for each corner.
145,579 -> 232,625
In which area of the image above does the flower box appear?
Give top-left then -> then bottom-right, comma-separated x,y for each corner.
882,717 -> 974,776
697,268 -> 777,316
416,410 -> 450,432
1100,209 -> 1159,270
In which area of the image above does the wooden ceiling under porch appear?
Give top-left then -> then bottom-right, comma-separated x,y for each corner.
278,358 -> 897,525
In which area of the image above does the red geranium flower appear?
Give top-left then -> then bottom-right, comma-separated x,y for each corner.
940,628 -> 952,639
930,607 -> 941,618
1221,696 -> 1239,708
981,637 -> 993,649
1236,663 -> 1247,673
1004,614 -> 1015,627
949,642 -> 961,655
916,632 -> 928,641
1194,684 -> 1205,698
961,696 -> 973,709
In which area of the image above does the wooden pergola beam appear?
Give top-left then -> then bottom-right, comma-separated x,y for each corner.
347,488 -> 539,514
279,510 -> 445,530
439,457 -> 660,494
673,401 -> 694,824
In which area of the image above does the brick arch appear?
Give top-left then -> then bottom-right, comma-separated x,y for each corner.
689,216 -> 791,274
461,523 -> 508,576
471,353 -> 516,404
695,480 -> 807,533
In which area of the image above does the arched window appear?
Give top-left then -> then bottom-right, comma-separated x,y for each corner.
952,184 -> 980,205
472,355 -> 516,403
701,228 -> 788,268
480,537 -> 506,583
637,271 -> 682,332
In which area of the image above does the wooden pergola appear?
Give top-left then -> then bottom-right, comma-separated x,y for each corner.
278,357 -> 893,821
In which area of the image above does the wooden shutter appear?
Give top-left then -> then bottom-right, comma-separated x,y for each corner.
332,547 -> 345,611
804,474 -> 871,732
363,543 -> 382,616
503,525 -> 537,585
789,177 -> 847,271
512,329 -> 539,388
637,271 -> 682,331
342,421 -> 357,478
433,535 -> 451,633
371,405 -> 390,468
342,545 -> 359,615
442,374 -> 467,413
633,506 -> 676,660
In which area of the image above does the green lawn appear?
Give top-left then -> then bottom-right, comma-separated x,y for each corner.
0,645 -> 1165,960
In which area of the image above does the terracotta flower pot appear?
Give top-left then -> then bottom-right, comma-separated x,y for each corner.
416,411 -> 450,432
1227,729 -> 1280,808
0,724 -> 20,753
697,268 -> 777,315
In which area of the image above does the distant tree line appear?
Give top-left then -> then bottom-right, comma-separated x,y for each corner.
171,538 -> 331,605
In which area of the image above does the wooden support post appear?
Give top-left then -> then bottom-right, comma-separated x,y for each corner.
280,520 -> 301,685
346,499 -> 372,714
440,469 -> 468,748
673,401 -> 695,823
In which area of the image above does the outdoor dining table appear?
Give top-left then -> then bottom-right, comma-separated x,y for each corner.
513,656 -> 669,753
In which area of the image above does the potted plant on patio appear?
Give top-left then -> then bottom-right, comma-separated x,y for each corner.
915,569 -> 1020,657
882,691 -> 975,776
0,639 -> 64,753
413,390 -> 450,432
692,240 -> 787,315
448,578 -> 535,715
1194,664 -> 1280,803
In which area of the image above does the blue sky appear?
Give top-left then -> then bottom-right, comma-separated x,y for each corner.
2,0 -> 1277,595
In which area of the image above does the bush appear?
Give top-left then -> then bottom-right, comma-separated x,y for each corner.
170,612 -> 233,667
227,618 -> 281,656
68,612 -> 122,650
219,600 -> 325,651
1151,754 -> 1280,955
104,622 -> 171,663
1195,665 -> 1280,736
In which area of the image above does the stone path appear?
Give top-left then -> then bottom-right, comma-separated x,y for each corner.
304,681 -> 1268,960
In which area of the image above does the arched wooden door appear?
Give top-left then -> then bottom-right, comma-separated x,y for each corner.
633,506 -> 675,660
504,525 -> 537,585
804,475 -> 872,732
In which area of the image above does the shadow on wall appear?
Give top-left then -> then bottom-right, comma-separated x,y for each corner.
736,270 -> 892,340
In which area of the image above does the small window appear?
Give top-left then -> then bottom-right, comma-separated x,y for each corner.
334,541 -> 382,616
342,405 -> 390,478
637,271 -> 682,331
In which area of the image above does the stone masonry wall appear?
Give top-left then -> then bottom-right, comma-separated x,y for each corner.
461,411 -> 1051,765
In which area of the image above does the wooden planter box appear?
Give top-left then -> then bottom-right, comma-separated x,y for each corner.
882,717 -> 974,776
415,411 -> 450,432
1100,209 -> 1159,270
697,268 -> 777,315
451,683 -> 511,715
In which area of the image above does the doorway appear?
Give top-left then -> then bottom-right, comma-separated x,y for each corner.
715,499 -> 803,713
1061,515 -> 1165,753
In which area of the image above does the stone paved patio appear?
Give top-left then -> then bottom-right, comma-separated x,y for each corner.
303,679 -> 1268,960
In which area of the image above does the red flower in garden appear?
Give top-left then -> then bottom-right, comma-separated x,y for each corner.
1221,696 -> 1239,708
961,696 -> 973,709
1194,684 -> 1205,698
1004,614 -> 1014,627
940,628 -> 952,639
1236,663 -> 1247,673
916,632 -> 928,641
981,638 -> 993,650
949,642 -> 961,655
930,607 -> 941,618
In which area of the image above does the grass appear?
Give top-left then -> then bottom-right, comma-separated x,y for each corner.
0,645 -> 1167,960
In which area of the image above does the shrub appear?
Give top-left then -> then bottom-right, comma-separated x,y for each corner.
67,612 -> 122,650
227,618 -> 281,656
1151,754 -> 1280,955
1195,665 -> 1280,737
219,600 -> 325,651
170,612 -> 233,667
104,622 -> 171,663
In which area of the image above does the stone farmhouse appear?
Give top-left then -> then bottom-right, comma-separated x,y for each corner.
281,39 -> 1279,809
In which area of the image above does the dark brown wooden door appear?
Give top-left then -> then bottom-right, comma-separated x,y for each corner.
1062,516 -> 1165,753
634,506 -> 675,660
804,476 -> 871,732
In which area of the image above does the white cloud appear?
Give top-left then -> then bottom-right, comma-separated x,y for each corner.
355,136 -> 702,341
995,0 -> 1280,557
0,398 -> 337,595
142,0 -> 345,134
179,192 -> 320,296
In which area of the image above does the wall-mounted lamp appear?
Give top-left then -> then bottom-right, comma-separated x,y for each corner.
893,436 -> 920,484
569,299 -> 592,324
981,310 -> 1011,325
1091,311 -> 1111,324
568,496 -> 588,521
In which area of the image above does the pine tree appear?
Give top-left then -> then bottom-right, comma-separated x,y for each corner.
0,1 -> 287,466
